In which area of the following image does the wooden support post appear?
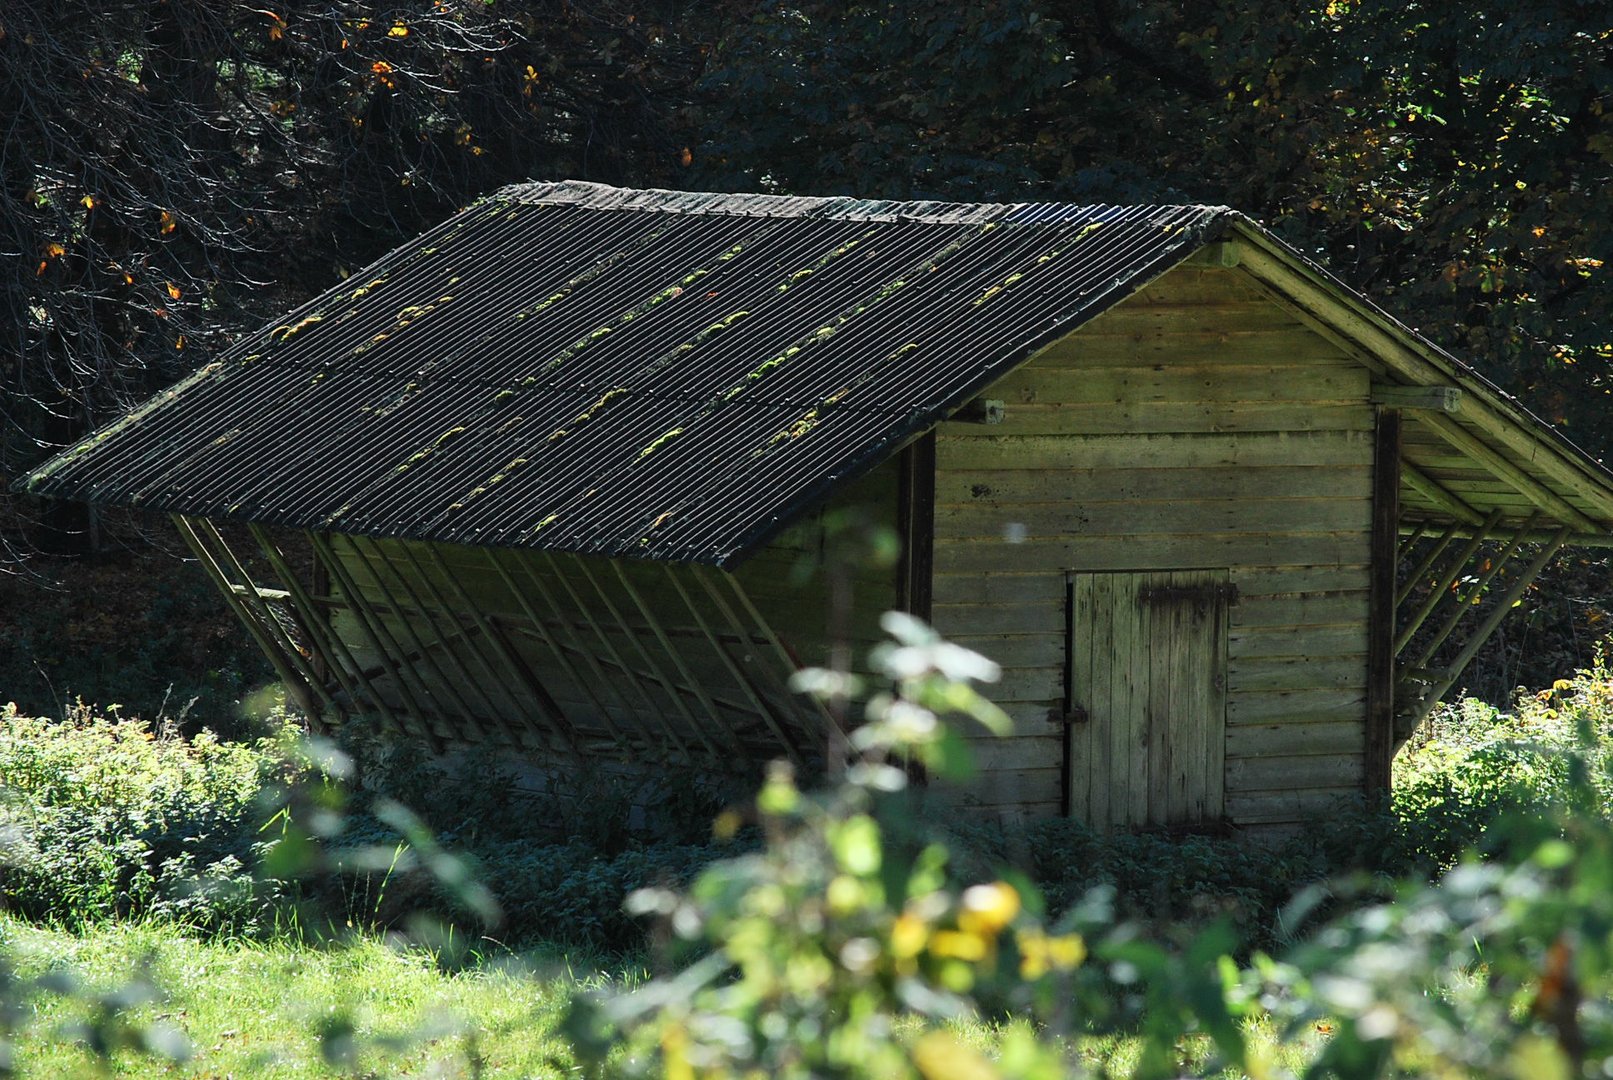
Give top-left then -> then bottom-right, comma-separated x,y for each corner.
422,542 -> 577,753
1394,509 -> 1504,655
308,532 -> 444,751
1397,519 -> 1463,609
347,537 -> 499,744
896,431 -> 936,621
1400,528 -> 1573,735
194,518 -> 343,726
484,550 -> 632,756
387,551 -> 538,754
248,525 -> 391,730
542,553 -> 696,763
1410,513 -> 1540,672
172,515 -> 323,724
719,569 -> 840,748
571,555 -> 725,761
1365,409 -> 1401,791
512,552 -> 648,754
612,563 -> 750,766
665,565 -> 803,764
692,565 -> 814,756
266,531 -> 406,735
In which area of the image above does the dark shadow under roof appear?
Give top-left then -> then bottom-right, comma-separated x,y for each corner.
22,181 -> 1233,566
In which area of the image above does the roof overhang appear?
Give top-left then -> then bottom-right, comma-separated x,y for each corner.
1227,222 -> 1613,545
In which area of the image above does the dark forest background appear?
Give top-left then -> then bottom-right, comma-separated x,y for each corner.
3,0 -> 1611,718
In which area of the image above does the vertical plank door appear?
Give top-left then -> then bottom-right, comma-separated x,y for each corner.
1066,570 -> 1230,828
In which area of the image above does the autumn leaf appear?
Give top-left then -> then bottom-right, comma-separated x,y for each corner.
388,23 -> 408,37
159,210 -> 177,235
166,282 -> 182,300
679,147 -> 693,167
43,242 -> 66,258
80,195 -> 97,210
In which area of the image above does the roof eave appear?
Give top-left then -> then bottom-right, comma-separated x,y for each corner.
1228,221 -> 1613,539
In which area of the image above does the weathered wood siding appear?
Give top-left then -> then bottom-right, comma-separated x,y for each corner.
930,266 -> 1375,826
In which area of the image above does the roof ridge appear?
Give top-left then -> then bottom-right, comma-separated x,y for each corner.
501,179 -> 1230,226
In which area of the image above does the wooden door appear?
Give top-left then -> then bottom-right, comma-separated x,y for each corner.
1066,570 -> 1231,829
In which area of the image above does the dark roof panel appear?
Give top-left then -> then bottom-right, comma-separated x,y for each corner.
22,182 -> 1234,565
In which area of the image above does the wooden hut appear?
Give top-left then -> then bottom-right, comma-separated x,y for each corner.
21,182 -> 1613,829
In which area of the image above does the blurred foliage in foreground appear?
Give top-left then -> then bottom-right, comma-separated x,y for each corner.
7,640 -> 1613,1074
571,627 -> 1613,1079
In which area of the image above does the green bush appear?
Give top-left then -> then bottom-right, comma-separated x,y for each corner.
7,653 -> 1613,962
0,701 -> 289,933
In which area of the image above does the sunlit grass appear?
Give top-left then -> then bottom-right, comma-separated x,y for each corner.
0,915 -> 611,1077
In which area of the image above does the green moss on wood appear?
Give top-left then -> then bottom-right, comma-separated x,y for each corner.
639,427 -> 685,458
269,314 -> 324,342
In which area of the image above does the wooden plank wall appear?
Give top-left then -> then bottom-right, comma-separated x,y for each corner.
929,266 -> 1375,826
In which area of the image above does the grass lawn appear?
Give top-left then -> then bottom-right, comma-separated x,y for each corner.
0,916 -> 605,1077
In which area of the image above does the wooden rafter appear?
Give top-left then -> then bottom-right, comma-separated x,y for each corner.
1400,460 -> 1486,527
1395,509 -> 1504,654
1235,229 -> 1613,527
172,515 -> 324,724
1398,528 -> 1573,736
1395,520 -> 1429,564
248,525 -> 394,732
1418,412 -> 1600,535
1396,520 -> 1461,608
1407,513 -> 1541,673
307,532 -> 444,751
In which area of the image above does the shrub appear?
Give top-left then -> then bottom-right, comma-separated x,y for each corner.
0,700 -> 289,933
573,623 -> 1613,1079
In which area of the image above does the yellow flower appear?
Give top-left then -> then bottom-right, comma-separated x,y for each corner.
1018,930 -> 1085,979
930,929 -> 987,961
891,913 -> 928,959
958,882 -> 1020,937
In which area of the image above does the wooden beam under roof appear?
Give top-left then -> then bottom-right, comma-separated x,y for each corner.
1231,228 -> 1613,531
1417,412 -> 1602,535
1400,459 -> 1486,527
1371,383 -> 1463,412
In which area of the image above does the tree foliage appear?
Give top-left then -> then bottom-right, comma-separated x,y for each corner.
691,1 -> 1613,446
5,0 -> 1611,567
1,0 -> 712,555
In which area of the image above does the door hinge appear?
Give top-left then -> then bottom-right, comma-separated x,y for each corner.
1137,583 -> 1239,607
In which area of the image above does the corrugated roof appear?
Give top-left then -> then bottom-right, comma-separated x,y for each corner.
21,181 -> 1234,565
